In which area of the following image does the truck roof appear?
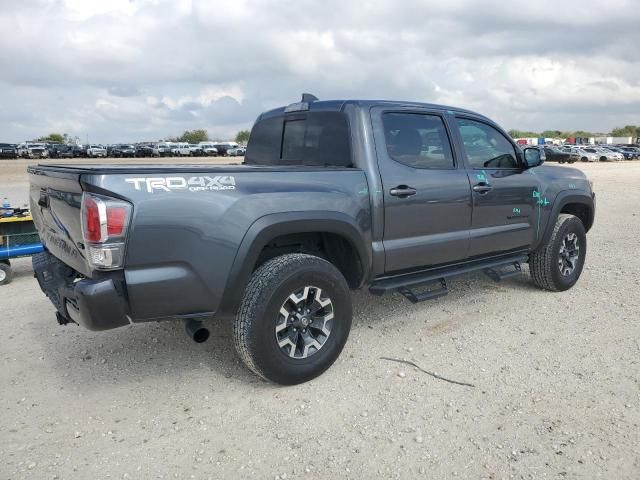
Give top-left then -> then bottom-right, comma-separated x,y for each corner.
258,99 -> 489,122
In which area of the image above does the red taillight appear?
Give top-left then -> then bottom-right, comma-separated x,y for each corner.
107,206 -> 126,236
81,193 -> 131,245
84,196 -> 102,243
81,193 -> 132,270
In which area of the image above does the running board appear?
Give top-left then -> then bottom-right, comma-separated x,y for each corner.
369,254 -> 528,303
398,279 -> 448,304
484,262 -> 522,282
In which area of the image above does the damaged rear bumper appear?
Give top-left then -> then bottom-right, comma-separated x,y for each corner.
32,251 -> 130,331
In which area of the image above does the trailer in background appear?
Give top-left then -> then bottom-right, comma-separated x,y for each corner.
0,216 -> 44,285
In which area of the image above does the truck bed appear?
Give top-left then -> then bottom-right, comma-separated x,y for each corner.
28,162 -> 370,325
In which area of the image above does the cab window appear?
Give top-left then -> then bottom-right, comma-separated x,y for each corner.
456,118 -> 519,169
381,113 -> 454,169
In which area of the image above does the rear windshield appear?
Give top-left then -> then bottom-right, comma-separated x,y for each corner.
245,111 -> 352,167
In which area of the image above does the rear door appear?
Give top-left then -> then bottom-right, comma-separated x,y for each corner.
371,107 -> 472,273
452,116 -> 542,258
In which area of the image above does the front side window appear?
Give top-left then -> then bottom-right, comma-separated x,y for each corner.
381,112 -> 454,169
456,118 -> 519,169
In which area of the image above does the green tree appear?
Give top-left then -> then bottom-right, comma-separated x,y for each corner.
235,129 -> 250,144
508,129 -> 539,138
572,130 -> 594,138
178,129 -> 209,143
541,130 -> 562,138
611,125 -> 639,138
38,133 -> 65,143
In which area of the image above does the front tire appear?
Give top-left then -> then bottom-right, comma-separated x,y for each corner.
529,214 -> 586,292
234,253 -> 352,385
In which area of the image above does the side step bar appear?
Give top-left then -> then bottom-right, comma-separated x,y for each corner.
397,279 -> 449,304
369,254 -> 528,303
484,262 -> 522,282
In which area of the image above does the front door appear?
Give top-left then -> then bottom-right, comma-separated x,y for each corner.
453,116 -> 542,258
372,108 -> 473,273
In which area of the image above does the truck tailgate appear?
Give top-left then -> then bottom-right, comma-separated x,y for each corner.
28,166 -> 91,277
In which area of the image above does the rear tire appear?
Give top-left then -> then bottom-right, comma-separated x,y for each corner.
234,253 -> 352,385
529,214 -> 586,292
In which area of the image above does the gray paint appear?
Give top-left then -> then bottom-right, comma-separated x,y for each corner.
28,99 -> 595,329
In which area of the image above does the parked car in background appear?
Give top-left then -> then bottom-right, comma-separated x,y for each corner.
198,142 -> 219,156
111,144 -> 137,158
0,143 -> 18,159
188,144 -> 204,156
170,142 -> 191,156
86,144 -> 107,158
48,144 -> 74,158
152,143 -> 172,157
602,146 -> 634,160
619,146 -> 639,159
579,147 -> 609,162
135,144 -> 154,157
227,146 -> 247,157
71,145 -> 86,158
19,143 -> 48,159
212,143 -> 237,156
559,146 -> 582,163
570,146 -> 596,162
596,147 -> 622,161
543,146 -> 575,164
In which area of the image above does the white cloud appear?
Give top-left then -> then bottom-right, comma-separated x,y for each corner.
0,0 -> 638,142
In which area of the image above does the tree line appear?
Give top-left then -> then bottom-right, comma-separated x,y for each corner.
508,125 -> 640,139
35,124 -> 637,146
166,129 -> 250,144
34,129 -> 252,144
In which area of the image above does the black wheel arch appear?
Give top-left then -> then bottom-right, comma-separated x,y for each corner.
538,191 -> 594,250
217,211 -> 371,318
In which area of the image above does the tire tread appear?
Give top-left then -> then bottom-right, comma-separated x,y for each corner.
233,253 -> 345,382
530,213 -> 577,291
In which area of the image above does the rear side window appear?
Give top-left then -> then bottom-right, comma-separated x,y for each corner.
245,111 -> 352,167
381,113 -> 454,169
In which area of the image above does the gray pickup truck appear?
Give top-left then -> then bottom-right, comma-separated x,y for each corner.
28,95 -> 595,385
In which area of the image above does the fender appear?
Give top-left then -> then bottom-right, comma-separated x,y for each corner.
537,190 -> 595,250
216,211 -> 371,318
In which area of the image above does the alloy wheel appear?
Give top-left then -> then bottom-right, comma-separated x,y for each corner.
275,286 -> 334,359
558,233 -> 580,276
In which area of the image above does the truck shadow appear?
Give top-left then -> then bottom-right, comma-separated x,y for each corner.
32,270 -> 539,390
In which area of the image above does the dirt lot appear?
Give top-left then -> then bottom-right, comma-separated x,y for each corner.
1,160 -> 639,479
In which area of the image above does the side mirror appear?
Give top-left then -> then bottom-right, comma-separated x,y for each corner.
523,147 -> 545,168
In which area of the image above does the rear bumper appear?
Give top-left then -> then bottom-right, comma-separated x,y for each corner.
64,278 -> 130,331
33,251 -> 129,331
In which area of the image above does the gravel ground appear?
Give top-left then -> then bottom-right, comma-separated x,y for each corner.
1,161 -> 639,479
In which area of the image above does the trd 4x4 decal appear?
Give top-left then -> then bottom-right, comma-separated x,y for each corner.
125,176 -> 236,193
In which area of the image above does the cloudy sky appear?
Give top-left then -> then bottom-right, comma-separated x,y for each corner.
1,0 -> 639,143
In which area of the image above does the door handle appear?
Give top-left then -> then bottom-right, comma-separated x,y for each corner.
389,186 -> 417,198
38,189 -> 49,208
472,183 -> 492,194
